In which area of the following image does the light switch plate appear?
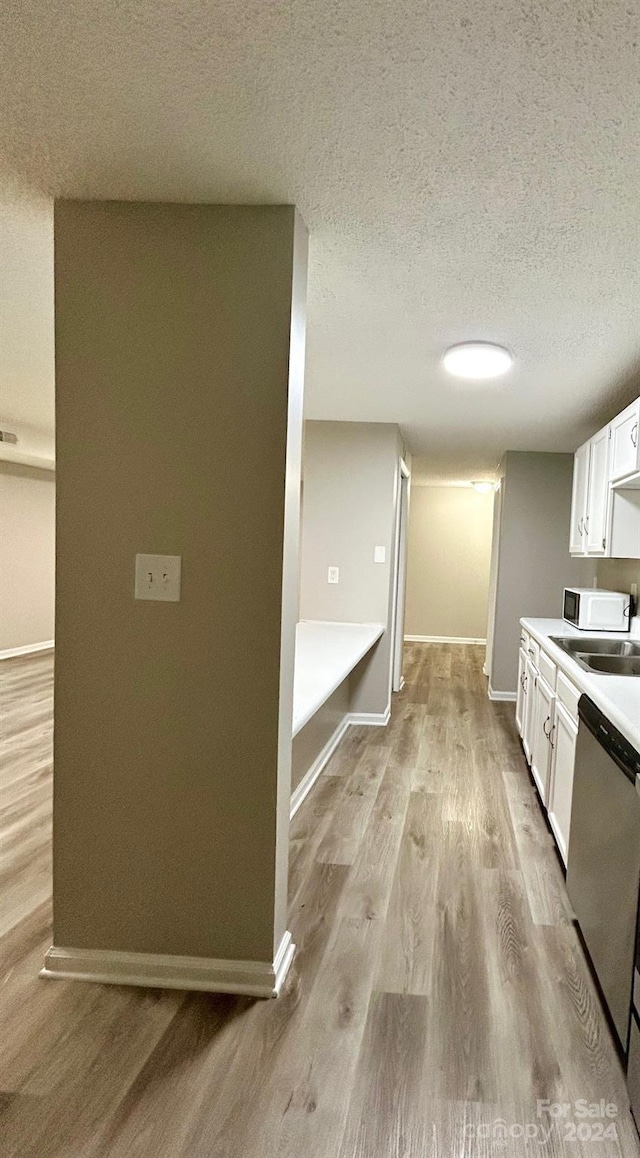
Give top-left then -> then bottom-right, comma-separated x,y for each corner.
135,554 -> 182,602
328,566 -> 339,584
374,545 -> 386,564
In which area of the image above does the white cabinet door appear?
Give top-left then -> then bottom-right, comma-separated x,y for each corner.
547,700 -> 578,865
515,647 -> 527,736
570,442 -> 589,554
610,399 -> 640,482
530,675 -> 554,806
586,426 -> 610,555
522,659 -> 537,765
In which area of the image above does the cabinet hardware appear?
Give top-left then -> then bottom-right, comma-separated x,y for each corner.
549,724 -> 556,749
602,537 -> 606,550
543,715 -> 552,739
528,647 -> 536,657
584,516 -> 589,534
632,423 -> 638,448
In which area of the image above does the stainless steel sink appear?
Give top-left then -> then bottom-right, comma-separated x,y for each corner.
550,637 -> 640,657
549,636 -> 640,675
580,655 -> 640,676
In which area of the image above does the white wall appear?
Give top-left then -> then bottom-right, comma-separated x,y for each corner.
0,462 -> 55,652
0,175 -> 55,440
404,485 -> 494,641
299,420 -> 402,715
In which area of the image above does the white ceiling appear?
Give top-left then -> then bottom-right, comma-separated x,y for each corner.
2,0 -> 640,480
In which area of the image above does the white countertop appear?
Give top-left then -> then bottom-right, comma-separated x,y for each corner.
292,620 -> 385,737
521,618 -> 640,752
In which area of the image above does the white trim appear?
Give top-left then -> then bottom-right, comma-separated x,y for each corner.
0,449 -> 55,472
0,640 -> 54,661
290,716 -> 351,819
482,663 -> 489,676
488,685 -> 517,702
391,463 -> 410,693
404,635 -> 486,645
410,479 -> 497,489
41,930 -> 295,999
348,706 -> 391,727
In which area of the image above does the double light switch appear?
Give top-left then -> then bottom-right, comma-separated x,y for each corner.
135,554 -> 182,602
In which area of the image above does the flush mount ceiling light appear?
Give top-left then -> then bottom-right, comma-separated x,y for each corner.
443,342 -> 513,380
471,481 -> 494,494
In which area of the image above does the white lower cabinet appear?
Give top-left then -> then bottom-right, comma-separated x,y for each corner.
515,647 -> 527,734
547,700 -> 578,866
522,658 -> 537,764
516,628 -> 581,866
530,674 -> 555,806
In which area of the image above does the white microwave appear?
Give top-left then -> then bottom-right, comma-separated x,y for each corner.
563,588 -> 630,632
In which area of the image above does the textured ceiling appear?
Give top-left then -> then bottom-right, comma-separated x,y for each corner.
2,0 -> 640,480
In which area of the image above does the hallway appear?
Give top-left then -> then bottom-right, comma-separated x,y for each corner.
0,644 -> 637,1156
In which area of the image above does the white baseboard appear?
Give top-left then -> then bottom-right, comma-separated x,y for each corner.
0,639 -> 54,661
404,635 -> 486,645
41,930 -> 295,999
482,663 -> 488,677
488,685 -> 517,702
348,706 -> 391,727
290,716 -> 351,819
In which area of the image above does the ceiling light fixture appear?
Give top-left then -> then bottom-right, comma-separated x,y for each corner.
471,481 -> 494,494
443,342 -> 513,380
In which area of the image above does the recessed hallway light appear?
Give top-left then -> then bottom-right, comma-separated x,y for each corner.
443,342 -> 513,380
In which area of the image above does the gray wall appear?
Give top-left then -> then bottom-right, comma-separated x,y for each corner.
291,681 -> 349,793
53,202 -> 307,966
0,462 -> 55,651
405,485 -> 494,640
488,452 -> 591,694
299,421 -> 402,716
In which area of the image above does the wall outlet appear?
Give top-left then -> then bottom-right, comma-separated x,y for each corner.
327,566 -> 339,584
374,545 -> 386,564
135,554 -> 182,602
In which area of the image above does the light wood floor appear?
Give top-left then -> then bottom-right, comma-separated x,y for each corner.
1,644 -> 638,1156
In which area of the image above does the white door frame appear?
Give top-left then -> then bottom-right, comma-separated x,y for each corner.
391,458 -> 411,693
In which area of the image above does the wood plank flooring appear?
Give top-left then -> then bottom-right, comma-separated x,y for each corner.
1,644 -> 638,1156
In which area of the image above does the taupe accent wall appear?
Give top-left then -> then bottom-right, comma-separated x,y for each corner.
299,421 -> 402,716
53,202 -> 307,966
596,558 -> 640,596
404,485 -> 494,640
0,462 -> 55,651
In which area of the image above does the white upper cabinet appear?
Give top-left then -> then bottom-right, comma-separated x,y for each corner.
570,396 -> 640,558
585,426 -> 610,555
569,442 -> 590,555
610,399 -> 640,483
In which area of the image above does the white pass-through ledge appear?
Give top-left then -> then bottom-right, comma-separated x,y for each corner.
292,620 -> 385,737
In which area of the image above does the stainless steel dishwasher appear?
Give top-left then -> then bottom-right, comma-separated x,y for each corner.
566,695 -> 640,1054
